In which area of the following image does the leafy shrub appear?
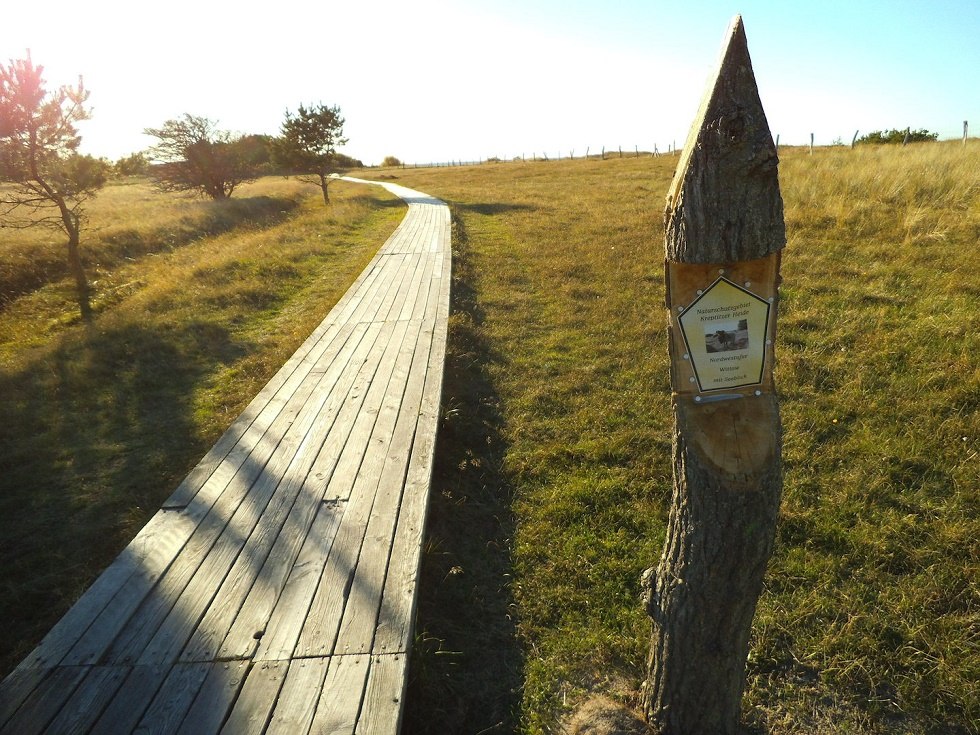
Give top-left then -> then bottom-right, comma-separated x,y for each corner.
381,156 -> 402,167
856,128 -> 938,145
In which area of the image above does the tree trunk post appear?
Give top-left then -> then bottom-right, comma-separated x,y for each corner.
642,16 -> 786,735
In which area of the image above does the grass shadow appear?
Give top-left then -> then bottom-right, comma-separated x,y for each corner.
403,211 -> 522,734
456,202 -> 537,216
0,320 -> 250,675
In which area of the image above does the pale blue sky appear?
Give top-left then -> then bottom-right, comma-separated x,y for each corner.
3,0 -> 977,165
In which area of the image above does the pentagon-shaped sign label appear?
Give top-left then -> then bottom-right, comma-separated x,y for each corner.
678,277 -> 771,392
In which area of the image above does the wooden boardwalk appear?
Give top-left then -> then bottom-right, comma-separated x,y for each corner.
0,180 -> 451,734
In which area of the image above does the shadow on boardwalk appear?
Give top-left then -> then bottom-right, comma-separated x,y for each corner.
404,210 -> 522,734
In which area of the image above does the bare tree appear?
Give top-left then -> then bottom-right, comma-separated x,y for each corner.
0,52 -> 108,319
144,114 -> 257,199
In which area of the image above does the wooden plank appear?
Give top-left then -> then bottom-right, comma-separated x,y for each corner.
94,324 -> 366,666
374,319 -> 447,655
180,322 -> 385,664
0,668 -> 49,729
132,662 -> 210,734
43,666 -> 129,735
244,501 -> 345,662
88,665 -> 169,734
253,317 -> 413,661
0,666 -> 87,735
59,324 -> 363,667
219,660 -> 287,735
138,322 -> 379,666
334,315 -> 437,656
175,661 -> 250,735
308,655 -> 370,735
293,313 -> 424,659
264,657 -> 330,734
225,320 -> 402,662
353,654 -> 408,735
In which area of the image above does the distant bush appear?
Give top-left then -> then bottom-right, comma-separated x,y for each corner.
381,156 -> 402,167
856,128 -> 938,145
114,152 -> 150,176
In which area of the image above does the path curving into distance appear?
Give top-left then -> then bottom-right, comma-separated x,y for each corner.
0,180 -> 451,734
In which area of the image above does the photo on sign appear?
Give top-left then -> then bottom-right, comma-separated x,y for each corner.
704,319 -> 749,353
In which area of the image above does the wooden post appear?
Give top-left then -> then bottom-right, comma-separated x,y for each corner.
903,127 -> 911,146
602,145 -> 605,160
586,146 -> 590,158
809,132 -> 814,154
852,129 -> 860,148
619,145 -> 623,158
964,120 -> 968,145
775,133 -> 779,150
643,16 -> 785,735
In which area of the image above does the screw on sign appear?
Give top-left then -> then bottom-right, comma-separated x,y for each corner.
642,16 -> 786,735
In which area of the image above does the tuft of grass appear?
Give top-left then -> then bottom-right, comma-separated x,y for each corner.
371,144 -> 979,735
0,178 -> 405,676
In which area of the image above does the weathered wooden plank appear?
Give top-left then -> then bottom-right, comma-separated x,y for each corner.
353,654 -> 407,734
175,661 -> 250,735
256,316 -> 414,661
238,317 -> 407,662
132,662 -> 210,734
293,313 -> 425,659
88,665 -> 169,734
58,323 -> 364,668
264,657 -> 330,734
42,666 -> 129,735
219,660 -> 287,734
95,325 -> 367,666
0,668 -> 49,728
138,322 -> 380,666
308,655 -> 370,735
243,501 -> 346,663
0,666 -> 87,735
216,329 -> 402,662
374,318 -> 448,655
334,315 -> 436,656
180,322 -> 385,664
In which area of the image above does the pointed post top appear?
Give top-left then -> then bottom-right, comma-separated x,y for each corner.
665,15 -> 785,264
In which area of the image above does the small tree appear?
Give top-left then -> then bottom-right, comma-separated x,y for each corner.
381,155 -> 402,167
114,151 -> 149,177
0,53 -> 108,319
144,114 -> 257,199
273,103 -> 347,204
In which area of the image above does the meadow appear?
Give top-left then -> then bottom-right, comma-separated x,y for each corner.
0,143 -> 977,735
379,144 -> 979,734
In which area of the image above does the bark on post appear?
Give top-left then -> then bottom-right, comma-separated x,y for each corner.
642,16 -> 785,735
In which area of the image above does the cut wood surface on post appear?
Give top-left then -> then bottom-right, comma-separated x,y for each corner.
0,179 -> 450,734
643,15 -> 786,735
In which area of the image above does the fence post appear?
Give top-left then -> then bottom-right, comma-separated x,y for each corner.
809,132 -> 814,155
963,120 -> 968,145
902,127 -> 910,146
852,129 -> 859,148
643,16 -> 785,734
602,146 -> 606,160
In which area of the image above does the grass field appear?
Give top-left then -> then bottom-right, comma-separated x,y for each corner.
1,144 -> 977,735
375,144 -> 979,734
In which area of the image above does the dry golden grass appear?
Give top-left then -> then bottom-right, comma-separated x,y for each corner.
373,143 -> 978,735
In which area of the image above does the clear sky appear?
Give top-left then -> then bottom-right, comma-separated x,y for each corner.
3,0 -> 977,166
